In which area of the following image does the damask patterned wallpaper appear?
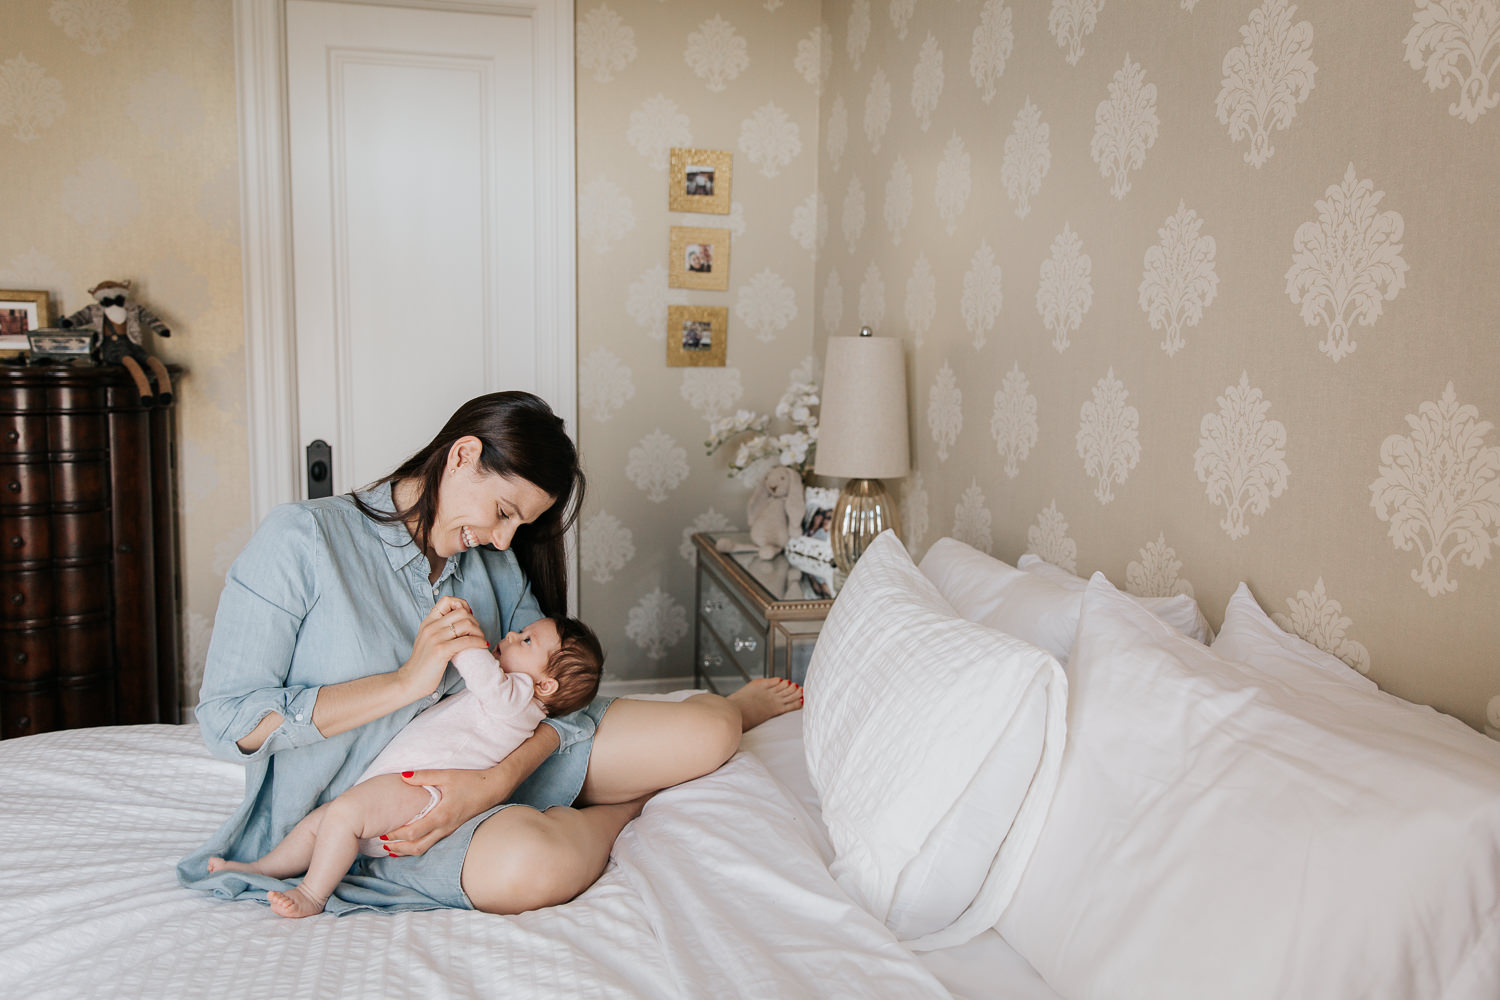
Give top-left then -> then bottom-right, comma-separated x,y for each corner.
1,0 -> 250,715
813,0 -> 1500,729
4,0 -> 1494,729
574,1 -> 824,685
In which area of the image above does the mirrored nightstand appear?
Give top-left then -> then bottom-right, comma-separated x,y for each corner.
691,531 -> 842,692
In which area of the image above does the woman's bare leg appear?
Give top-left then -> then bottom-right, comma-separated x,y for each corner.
460,798 -> 650,915
725,677 -> 803,730
461,679 -> 802,913
578,678 -> 801,806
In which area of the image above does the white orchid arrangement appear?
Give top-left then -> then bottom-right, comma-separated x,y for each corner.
705,374 -> 820,484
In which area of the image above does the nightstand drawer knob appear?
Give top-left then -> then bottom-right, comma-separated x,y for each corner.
6,481 -> 18,493
9,535 -> 22,548
702,599 -> 722,614
701,654 -> 723,669
733,636 -> 758,653
10,593 -> 23,605
5,429 -> 17,442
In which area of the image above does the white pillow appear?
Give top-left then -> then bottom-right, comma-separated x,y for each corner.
997,574 -> 1500,1000
1212,582 -> 1378,692
1017,551 -> 1213,643
802,531 -> 1068,950
917,538 -> 1085,662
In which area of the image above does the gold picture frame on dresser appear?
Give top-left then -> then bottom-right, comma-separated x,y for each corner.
691,531 -> 840,692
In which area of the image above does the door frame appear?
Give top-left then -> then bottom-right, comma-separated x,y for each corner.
233,0 -> 577,528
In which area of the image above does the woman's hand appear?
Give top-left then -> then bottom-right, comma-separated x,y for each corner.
381,766 -> 511,856
396,596 -> 488,701
381,726 -> 561,856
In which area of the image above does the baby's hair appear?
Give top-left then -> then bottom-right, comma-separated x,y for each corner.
543,616 -> 604,716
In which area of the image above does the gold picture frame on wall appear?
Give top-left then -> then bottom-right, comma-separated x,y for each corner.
668,226 -> 730,291
669,147 -> 732,215
0,290 -> 53,349
666,305 -> 728,367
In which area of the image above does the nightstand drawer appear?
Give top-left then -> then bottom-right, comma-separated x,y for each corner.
695,626 -> 750,695
698,571 -> 765,677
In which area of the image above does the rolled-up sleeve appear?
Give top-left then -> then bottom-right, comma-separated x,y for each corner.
196,504 -> 325,762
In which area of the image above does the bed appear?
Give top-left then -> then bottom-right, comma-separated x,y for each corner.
5,532 -> 1499,999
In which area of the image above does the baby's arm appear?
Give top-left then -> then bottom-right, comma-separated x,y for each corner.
449,647 -> 536,716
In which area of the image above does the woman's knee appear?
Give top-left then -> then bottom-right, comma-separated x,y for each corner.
460,807 -> 595,915
681,693 -> 742,772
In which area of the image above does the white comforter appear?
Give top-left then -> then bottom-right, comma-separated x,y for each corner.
1,723 -> 951,1000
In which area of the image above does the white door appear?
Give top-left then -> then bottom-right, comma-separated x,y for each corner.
286,0 -> 539,493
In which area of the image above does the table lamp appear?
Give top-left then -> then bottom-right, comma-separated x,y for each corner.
814,327 -> 910,572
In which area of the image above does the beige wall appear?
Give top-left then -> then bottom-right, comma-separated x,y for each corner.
1,0 -> 250,711
815,0 -> 1500,729
574,0 -> 824,682
5,0 -> 1495,729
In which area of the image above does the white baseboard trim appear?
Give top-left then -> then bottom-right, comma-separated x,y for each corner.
598,676 -> 699,698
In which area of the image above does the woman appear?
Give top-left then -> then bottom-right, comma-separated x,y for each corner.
179,391 -> 800,914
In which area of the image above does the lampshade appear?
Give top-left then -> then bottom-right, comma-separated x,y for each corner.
814,332 -> 910,480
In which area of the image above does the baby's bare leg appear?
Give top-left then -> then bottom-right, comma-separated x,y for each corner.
209,802 -> 332,879
269,775 -> 433,918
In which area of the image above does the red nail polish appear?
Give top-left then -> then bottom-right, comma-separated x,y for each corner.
401,771 -> 414,778
379,835 -> 388,841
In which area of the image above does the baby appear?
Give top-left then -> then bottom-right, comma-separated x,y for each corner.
209,613 -> 603,918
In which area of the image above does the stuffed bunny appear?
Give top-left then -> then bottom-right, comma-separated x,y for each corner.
58,280 -> 173,404
718,465 -> 807,560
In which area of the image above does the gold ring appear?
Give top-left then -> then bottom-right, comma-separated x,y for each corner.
449,622 -> 457,638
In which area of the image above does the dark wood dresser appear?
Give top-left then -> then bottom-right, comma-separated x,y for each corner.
0,363 -> 182,738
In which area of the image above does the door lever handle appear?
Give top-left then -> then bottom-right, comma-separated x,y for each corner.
306,439 -> 332,499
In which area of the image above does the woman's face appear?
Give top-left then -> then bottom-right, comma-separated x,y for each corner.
430,438 -> 556,559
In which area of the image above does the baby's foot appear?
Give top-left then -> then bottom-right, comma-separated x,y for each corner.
268,886 -> 327,919
208,856 -> 256,874
728,677 -> 804,731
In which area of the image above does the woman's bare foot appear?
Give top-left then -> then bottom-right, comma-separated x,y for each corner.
208,856 -> 256,874
727,677 -> 803,731
268,886 -> 327,919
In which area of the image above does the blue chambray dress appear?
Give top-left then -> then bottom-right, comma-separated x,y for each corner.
176,485 -> 610,913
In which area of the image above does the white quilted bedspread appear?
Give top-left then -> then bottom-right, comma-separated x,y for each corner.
0,724 -> 950,1000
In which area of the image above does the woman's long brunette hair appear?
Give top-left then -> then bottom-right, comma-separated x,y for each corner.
355,392 -> 584,615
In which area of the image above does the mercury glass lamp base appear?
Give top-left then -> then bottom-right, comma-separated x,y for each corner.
830,478 -> 899,573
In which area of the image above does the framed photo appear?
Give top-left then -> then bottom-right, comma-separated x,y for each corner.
0,290 -> 52,350
785,485 -> 839,568
668,226 -> 730,291
666,305 -> 728,367
669,147 -> 732,215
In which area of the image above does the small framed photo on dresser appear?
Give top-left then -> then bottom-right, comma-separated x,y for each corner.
666,305 -> 728,367
669,147 -> 732,215
669,226 -> 730,291
0,290 -> 52,352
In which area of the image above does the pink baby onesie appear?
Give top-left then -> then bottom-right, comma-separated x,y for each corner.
353,646 -> 546,855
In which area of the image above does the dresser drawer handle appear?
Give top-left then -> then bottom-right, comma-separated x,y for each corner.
733,636 -> 758,653
9,535 -> 22,548
13,652 -> 25,665
118,542 -> 133,554
16,715 -> 30,729
5,429 -> 17,443
10,593 -> 23,605
701,654 -> 723,669
6,481 -> 18,493
702,599 -> 722,614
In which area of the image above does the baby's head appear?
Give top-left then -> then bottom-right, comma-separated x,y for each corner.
494,615 -> 603,716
